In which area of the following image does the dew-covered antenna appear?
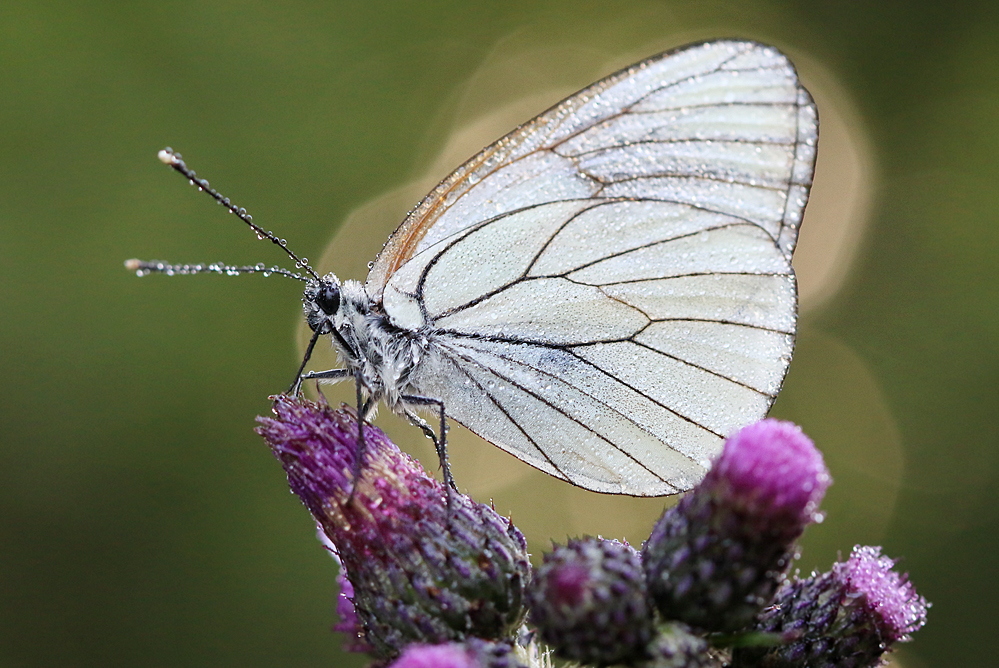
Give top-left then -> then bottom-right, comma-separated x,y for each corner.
125,147 -> 320,282
123,259 -> 308,281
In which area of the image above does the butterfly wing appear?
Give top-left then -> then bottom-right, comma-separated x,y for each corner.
372,40 -> 817,495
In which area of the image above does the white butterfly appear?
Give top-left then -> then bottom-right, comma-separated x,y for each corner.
133,39 -> 817,497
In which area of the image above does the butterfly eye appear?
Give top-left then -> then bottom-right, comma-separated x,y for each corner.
316,283 -> 340,315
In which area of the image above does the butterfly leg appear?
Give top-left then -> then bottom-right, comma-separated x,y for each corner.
299,367 -> 352,388
401,394 -> 457,495
297,368 -> 370,497
348,373 -> 374,503
287,327 -> 326,395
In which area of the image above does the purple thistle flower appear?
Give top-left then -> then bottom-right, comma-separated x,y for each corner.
256,396 -> 531,660
731,545 -> 929,668
527,537 -> 654,665
389,643 -> 479,668
643,419 -> 830,632
388,639 -> 527,668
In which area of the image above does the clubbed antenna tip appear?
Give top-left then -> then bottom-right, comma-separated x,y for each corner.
158,148 -> 178,165
136,147 -> 321,282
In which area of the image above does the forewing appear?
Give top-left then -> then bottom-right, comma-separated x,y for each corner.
366,39 -> 816,300
376,40 -> 815,495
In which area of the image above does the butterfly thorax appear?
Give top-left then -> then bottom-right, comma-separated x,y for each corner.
303,274 -> 429,410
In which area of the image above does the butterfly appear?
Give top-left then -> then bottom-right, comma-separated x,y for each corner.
129,39 -> 817,497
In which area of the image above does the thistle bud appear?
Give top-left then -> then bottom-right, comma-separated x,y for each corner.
643,420 -> 830,632
642,623 -> 716,668
731,545 -> 929,668
257,396 -> 530,660
527,537 -> 653,665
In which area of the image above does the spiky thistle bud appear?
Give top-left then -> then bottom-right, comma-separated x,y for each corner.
527,537 -> 653,665
730,545 -> 929,668
643,419 -> 830,632
642,623 -> 718,668
256,396 -> 531,660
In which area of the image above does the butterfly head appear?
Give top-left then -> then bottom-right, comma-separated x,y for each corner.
303,273 -> 343,334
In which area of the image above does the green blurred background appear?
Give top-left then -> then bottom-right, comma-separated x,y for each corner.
2,1 -> 995,666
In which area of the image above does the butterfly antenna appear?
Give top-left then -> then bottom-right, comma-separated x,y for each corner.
150,147 -> 321,282
123,259 -> 309,281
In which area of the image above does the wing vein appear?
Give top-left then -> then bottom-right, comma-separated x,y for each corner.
628,101 -> 798,114
547,221 -> 765,277
585,171 -> 792,191
650,317 -> 794,335
623,339 -> 777,398
440,333 -> 727,440
545,46 -> 752,153
564,138 -> 798,159
587,270 -> 793,287
444,355 -> 571,481
441,340 -> 697,478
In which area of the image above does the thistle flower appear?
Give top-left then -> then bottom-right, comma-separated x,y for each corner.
256,396 -> 531,661
643,419 -> 830,632
527,537 -> 653,665
730,545 -> 929,668
389,642 -> 479,668
388,639 -> 527,668
255,402 -> 929,668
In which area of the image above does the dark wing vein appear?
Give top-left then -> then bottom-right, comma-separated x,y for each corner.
624,339 -> 776,398
440,330 -> 727,440
439,337 -> 698,480
583,171 -> 793,191
424,211 -> 783,322
440,355 -> 571,481
545,222 -> 769,278
562,137 -> 799,159
435,46 -> 764,218
650,317 -> 794,335
589,270 -> 794,287
628,101 -> 800,114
